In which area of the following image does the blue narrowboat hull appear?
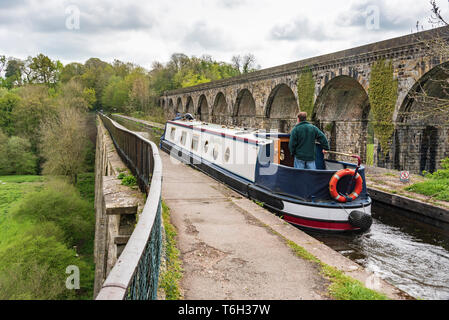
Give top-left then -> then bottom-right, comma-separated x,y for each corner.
160,137 -> 372,233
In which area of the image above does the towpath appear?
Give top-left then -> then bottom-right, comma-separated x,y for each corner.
160,150 -> 329,299
158,149 -> 407,300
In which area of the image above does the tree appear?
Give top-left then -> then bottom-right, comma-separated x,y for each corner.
4,136 -> 37,175
406,1 -> 449,124
40,107 -> 89,184
231,54 -> 260,74
113,59 -> 137,78
0,91 -> 20,136
4,58 -> 24,88
0,55 -> 6,75
129,74 -> 150,112
101,76 -> 131,112
13,85 -> 57,152
58,79 -> 96,111
28,54 -> 62,86
0,129 -> 37,175
81,58 -> 115,109
60,63 -> 85,83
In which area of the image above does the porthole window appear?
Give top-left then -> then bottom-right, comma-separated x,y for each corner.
224,147 -> 230,163
180,131 -> 187,146
170,127 -> 176,140
213,146 -> 219,160
191,135 -> 199,151
204,141 -> 209,153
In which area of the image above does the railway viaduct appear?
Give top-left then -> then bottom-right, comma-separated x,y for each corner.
161,27 -> 449,174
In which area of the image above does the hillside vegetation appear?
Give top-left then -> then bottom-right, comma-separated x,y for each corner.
0,51 -> 255,299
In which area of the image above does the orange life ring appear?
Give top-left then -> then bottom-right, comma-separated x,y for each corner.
329,169 -> 363,203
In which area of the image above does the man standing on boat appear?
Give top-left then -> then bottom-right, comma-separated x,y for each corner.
289,112 -> 330,170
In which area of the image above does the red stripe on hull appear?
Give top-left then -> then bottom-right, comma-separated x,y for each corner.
283,214 -> 358,232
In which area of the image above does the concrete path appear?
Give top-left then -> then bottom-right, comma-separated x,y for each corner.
160,151 -> 331,300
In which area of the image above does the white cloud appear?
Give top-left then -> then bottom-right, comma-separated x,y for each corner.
0,0 -> 439,69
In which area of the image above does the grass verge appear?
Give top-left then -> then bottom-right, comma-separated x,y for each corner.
406,178 -> 449,202
282,232 -> 387,300
159,201 -> 183,300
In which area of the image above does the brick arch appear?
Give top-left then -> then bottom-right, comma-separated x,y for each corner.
313,75 -> 371,162
197,94 -> 210,121
175,97 -> 183,113
168,98 -> 174,111
185,96 -> 195,115
393,61 -> 449,173
212,92 -> 230,125
265,83 -> 299,133
234,88 -> 256,128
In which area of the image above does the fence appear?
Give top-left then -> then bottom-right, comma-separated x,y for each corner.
96,113 -> 163,300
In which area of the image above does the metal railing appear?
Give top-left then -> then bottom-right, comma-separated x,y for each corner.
96,113 -> 163,300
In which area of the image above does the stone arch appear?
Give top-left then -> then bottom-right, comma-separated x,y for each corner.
212,92 -> 229,125
234,89 -> 256,128
265,84 -> 299,133
176,97 -> 183,113
185,96 -> 195,115
197,94 -> 210,122
313,75 -> 371,162
393,62 -> 449,173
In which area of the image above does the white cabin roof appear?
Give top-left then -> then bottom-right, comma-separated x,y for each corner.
168,120 -> 274,146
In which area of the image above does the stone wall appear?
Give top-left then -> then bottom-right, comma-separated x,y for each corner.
160,26 -> 449,173
93,117 -> 145,298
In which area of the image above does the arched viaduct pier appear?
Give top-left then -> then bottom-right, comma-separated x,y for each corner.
161,27 -> 449,174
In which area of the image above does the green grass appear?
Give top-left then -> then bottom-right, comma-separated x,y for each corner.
0,175 -> 96,300
0,175 -> 44,183
159,201 -> 183,300
406,178 -> 449,201
366,144 -> 374,166
130,108 -> 167,125
0,175 -> 44,217
406,158 -> 449,202
75,172 -> 96,205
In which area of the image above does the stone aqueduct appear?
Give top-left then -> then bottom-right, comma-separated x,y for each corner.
161,27 -> 449,174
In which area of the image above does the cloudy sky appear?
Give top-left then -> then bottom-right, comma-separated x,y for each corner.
0,0 -> 447,70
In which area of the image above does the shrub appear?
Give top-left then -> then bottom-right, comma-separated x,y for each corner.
121,174 -> 137,187
0,233 -> 94,300
117,172 -> 126,180
11,179 -> 94,252
0,131 -> 38,175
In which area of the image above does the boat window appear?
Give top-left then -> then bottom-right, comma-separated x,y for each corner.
213,146 -> 219,160
204,141 -> 209,153
191,135 -> 199,151
265,144 -> 271,158
180,131 -> 187,146
224,147 -> 230,163
170,127 -> 176,140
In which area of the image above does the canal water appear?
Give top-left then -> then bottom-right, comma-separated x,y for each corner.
307,201 -> 449,300
112,115 -> 449,300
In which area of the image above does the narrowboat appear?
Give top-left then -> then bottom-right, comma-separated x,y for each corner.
160,114 -> 373,233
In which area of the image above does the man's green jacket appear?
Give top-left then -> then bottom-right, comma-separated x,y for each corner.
288,121 -> 330,161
